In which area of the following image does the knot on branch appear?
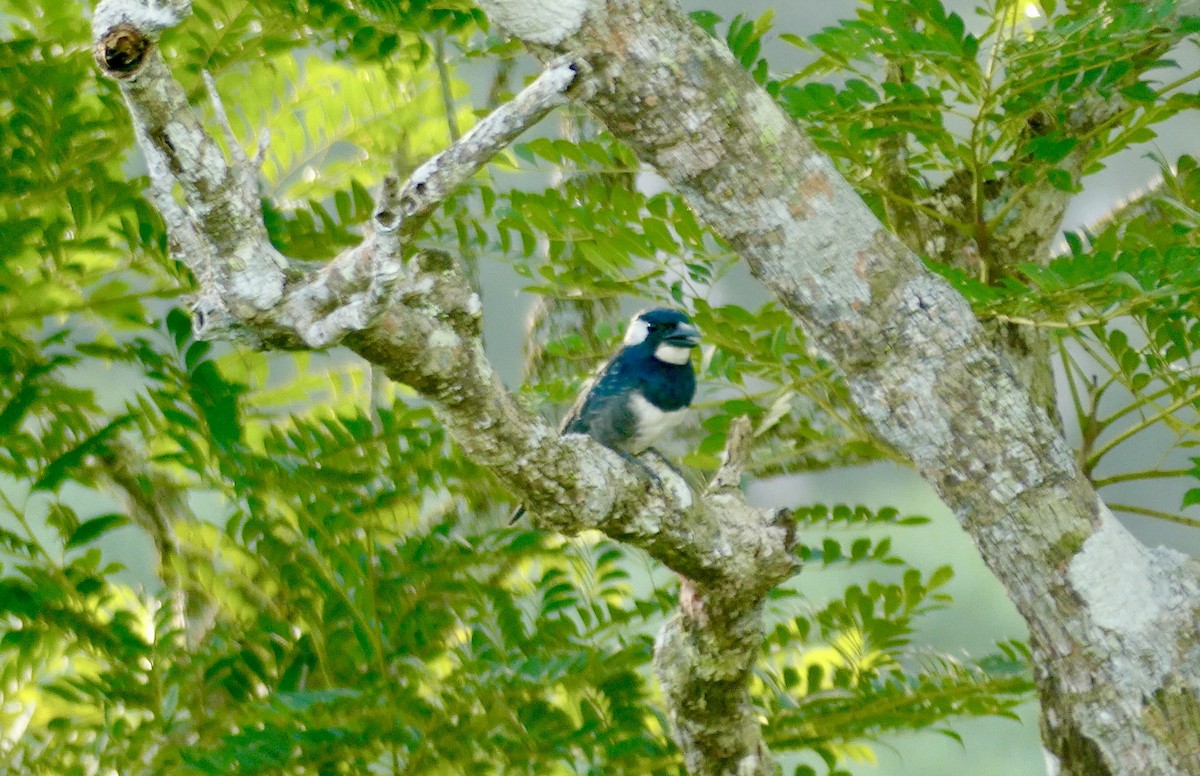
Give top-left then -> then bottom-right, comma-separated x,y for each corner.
555,55 -> 597,101
373,176 -> 404,233
186,292 -> 266,347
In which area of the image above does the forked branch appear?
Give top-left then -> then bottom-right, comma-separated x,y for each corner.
92,3 -> 799,772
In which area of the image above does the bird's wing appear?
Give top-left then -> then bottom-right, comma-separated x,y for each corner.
510,357 -> 620,525
560,354 -> 643,451
558,354 -> 621,433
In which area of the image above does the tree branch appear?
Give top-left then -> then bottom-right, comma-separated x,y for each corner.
92,5 -> 798,772
655,417 -> 788,775
93,443 -> 192,640
385,56 -> 588,239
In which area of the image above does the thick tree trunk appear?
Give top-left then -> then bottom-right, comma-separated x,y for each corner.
475,1 -> 1200,774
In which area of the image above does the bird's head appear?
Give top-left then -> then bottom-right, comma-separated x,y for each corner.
622,308 -> 701,365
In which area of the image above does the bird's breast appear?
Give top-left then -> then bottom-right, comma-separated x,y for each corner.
627,392 -> 688,453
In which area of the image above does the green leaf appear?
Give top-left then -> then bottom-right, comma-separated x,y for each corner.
1183,488 -> 1200,509
33,415 -> 136,492
928,565 -> 955,590
65,513 -> 129,550
271,688 -> 361,712
1027,136 -> 1084,166
1119,81 -> 1157,102
1046,168 -> 1077,192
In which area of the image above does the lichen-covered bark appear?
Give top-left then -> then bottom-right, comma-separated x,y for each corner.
471,0 -> 1200,773
92,3 -> 796,773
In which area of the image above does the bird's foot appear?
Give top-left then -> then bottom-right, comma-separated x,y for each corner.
641,447 -> 686,479
616,449 -> 662,485
630,448 -> 693,509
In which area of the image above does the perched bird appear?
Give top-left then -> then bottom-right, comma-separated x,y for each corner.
511,307 -> 701,522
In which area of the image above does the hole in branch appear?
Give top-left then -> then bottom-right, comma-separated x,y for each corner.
95,23 -> 151,76
375,207 -> 399,231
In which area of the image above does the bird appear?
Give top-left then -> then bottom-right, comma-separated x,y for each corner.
511,307 -> 701,523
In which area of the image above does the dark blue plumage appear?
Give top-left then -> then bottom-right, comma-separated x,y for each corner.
511,308 -> 700,522
560,308 -> 698,453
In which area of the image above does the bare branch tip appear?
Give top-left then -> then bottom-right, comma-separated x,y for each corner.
201,70 -> 227,122
710,416 -> 754,492
204,70 -> 255,173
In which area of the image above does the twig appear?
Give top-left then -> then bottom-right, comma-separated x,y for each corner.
389,57 -> 588,238
1107,502 -> 1200,529
709,416 -> 753,493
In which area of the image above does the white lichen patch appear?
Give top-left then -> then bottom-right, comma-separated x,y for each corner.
655,124 -> 723,178
896,274 -> 978,352
747,88 -> 789,146
427,327 -> 461,352
92,0 -> 191,38
993,436 -> 1055,500
736,753 -> 765,776
1065,506 -> 1200,701
624,32 -> 664,66
1068,510 -> 1160,635
228,250 -> 284,310
560,435 -> 622,519
161,119 -> 221,181
642,453 -> 692,509
199,134 -> 229,180
853,369 -> 951,471
479,0 -> 590,45
409,156 -> 439,189
982,461 -> 1023,504
1042,748 -> 1061,776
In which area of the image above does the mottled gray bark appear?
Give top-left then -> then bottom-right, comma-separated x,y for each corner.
470,0 -> 1200,774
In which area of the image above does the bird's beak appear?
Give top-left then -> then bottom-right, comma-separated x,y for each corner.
665,322 -> 701,348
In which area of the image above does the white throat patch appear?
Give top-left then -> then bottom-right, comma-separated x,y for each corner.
654,343 -> 692,365
623,318 -> 650,346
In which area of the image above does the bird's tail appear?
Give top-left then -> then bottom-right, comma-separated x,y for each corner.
509,505 -> 526,524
